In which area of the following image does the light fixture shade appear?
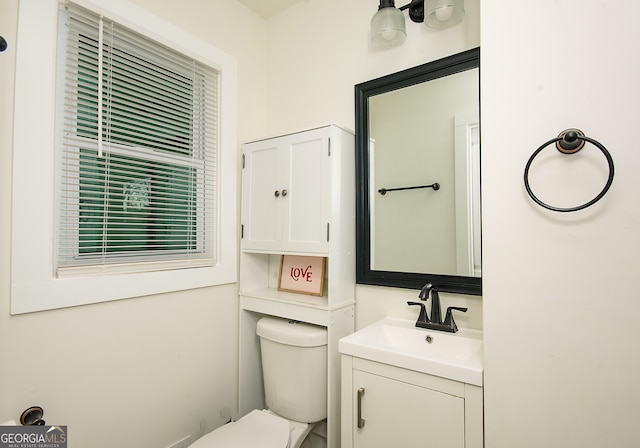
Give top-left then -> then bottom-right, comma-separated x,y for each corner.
371,5 -> 406,47
424,0 -> 465,29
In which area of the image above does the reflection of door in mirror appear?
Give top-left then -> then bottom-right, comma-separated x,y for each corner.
454,109 -> 480,277
369,68 -> 479,277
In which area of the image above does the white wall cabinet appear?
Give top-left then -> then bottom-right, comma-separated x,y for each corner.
341,357 -> 484,448
239,125 -> 355,448
242,127 -> 331,254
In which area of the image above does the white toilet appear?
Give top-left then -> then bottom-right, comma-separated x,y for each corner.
191,316 -> 328,448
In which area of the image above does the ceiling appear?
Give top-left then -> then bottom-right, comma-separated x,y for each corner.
237,0 -> 303,19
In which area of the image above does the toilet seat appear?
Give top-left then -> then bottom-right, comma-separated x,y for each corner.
190,410 -> 291,448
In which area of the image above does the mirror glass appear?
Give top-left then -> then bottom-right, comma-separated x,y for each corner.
356,48 -> 481,295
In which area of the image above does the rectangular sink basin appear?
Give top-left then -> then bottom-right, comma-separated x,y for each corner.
339,317 -> 483,386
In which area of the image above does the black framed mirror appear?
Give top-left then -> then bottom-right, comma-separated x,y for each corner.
355,47 -> 481,295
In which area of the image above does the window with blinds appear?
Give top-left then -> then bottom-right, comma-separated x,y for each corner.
56,3 -> 219,274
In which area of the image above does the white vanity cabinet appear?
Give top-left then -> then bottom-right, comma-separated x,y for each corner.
242,126 -> 331,254
341,356 -> 484,448
239,125 -> 356,448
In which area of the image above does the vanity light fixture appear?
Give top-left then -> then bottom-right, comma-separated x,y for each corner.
370,0 -> 407,47
423,0 -> 465,29
371,0 -> 465,47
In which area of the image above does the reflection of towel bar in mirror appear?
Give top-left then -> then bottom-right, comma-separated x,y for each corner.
378,182 -> 440,195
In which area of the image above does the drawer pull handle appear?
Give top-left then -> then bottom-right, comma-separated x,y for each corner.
357,387 -> 365,429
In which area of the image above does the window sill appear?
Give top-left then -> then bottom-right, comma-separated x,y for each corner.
11,264 -> 236,314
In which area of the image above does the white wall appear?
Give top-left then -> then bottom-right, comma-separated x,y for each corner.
263,0 -> 483,331
0,1 -> 267,447
481,1 -> 640,446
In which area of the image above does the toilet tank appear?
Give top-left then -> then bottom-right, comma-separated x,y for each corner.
256,316 -> 328,423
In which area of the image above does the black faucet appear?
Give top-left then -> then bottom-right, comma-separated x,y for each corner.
407,283 -> 468,333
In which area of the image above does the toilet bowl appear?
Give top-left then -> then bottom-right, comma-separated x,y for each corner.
191,317 -> 328,448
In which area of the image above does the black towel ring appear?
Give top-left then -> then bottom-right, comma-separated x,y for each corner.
524,129 -> 614,212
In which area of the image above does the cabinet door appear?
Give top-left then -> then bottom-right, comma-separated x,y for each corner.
280,128 -> 330,254
242,139 -> 282,252
352,370 -> 464,448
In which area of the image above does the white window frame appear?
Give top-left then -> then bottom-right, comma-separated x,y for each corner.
11,0 -> 238,314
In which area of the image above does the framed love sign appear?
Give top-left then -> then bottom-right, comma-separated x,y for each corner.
278,255 -> 326,296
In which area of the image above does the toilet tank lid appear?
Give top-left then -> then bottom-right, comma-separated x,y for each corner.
257,317 -> 327,347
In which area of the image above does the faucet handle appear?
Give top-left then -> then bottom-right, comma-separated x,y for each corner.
407,301 -> 429,323
443,307 -> 468,332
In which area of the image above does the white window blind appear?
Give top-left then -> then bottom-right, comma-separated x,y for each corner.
57,2 -> 219,274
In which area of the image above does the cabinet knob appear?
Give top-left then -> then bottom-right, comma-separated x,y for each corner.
274,189 -> 288,197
